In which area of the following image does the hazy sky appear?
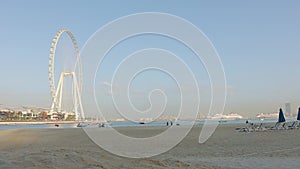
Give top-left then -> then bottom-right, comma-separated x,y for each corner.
0,0 -> 300,119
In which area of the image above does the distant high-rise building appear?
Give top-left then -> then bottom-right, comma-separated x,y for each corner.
285,102 -> 291,117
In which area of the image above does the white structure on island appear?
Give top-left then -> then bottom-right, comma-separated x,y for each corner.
48,29 -> 85,121
210,113 -> 243,120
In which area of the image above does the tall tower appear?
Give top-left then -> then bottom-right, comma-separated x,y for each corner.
285,102 -> 291,117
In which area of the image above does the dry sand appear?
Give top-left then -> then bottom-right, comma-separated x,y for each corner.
0,124 -> 299,169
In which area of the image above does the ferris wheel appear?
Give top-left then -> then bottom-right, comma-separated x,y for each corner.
48,29 -> 84,120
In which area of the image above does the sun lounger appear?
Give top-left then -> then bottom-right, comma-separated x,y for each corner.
287,107 -> 300,129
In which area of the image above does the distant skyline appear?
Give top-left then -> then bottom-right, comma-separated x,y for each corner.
0,1 -> 300,119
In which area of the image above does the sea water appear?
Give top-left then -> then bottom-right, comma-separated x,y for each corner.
0,118 -> 286,130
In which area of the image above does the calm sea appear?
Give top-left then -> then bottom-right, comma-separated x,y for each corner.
0,119 -> 287,130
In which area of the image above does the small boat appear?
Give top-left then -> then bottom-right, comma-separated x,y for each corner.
77,121 -> 109,128
219,120 -> 227,123
54,123 -> 59,127
139,122 -> 145,124
77,122 -> 89,127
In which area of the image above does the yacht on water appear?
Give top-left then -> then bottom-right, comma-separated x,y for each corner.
77,122 -> 90,127
77,121 -> 109,128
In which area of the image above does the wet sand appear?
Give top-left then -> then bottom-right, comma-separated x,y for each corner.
0,121 -> 76,125
0,124 -> 299,169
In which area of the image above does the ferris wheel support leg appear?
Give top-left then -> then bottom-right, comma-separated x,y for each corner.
58,74 -> 65,113
51,73 -> 64,113
72,72 -> 85,121
72,73 -> 78,121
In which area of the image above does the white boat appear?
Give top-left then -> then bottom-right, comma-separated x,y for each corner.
77,121 -> 110,128
77,122 -> 90,127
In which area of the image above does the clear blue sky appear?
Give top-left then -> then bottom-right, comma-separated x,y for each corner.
0,0 -> 300,118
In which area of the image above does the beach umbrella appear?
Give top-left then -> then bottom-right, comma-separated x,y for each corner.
297,107 -> 300,121
278,108 -> 286,123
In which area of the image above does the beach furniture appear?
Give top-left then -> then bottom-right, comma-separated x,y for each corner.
255,119 -> 267,131
297,107 -> 300,128
287,107 -> 300,129
274,108 -> 286,130
237,120 -> 254,132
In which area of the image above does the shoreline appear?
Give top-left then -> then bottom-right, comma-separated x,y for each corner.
0,118 -> 280,126
0,121 -> 77,125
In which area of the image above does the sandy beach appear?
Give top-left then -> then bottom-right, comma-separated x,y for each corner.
0,124 -> 299,169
